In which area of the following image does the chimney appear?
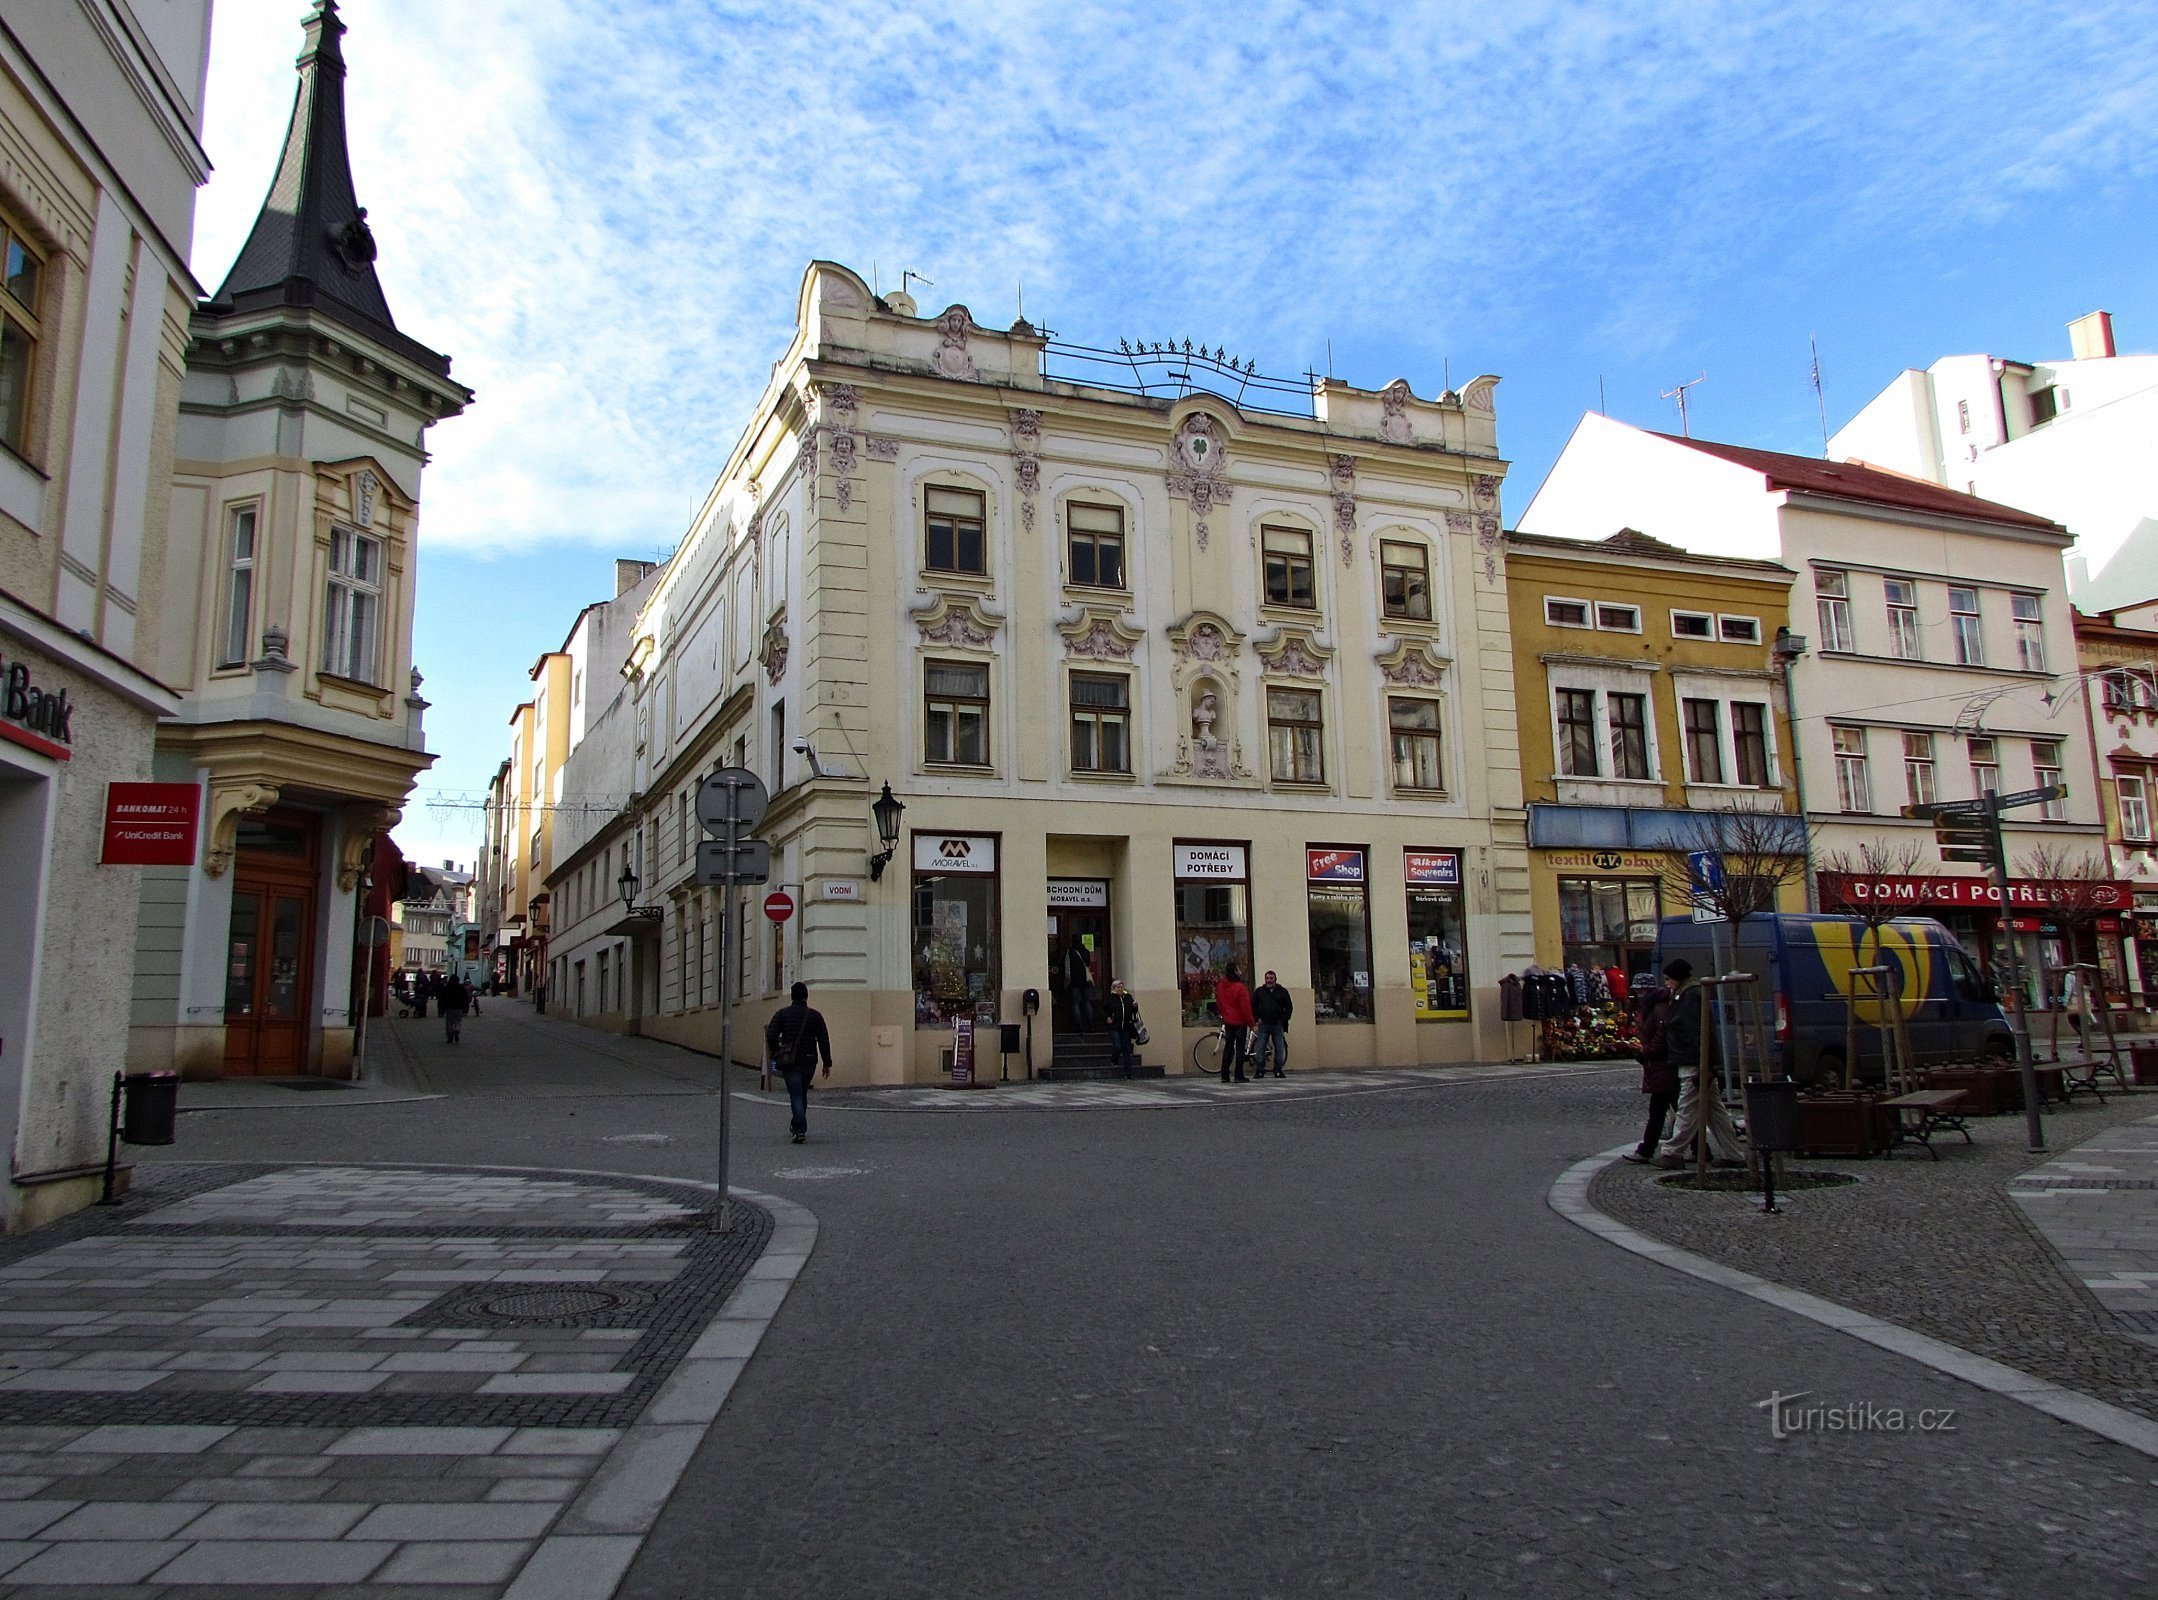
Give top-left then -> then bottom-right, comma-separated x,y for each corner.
614,558 -> 654,597
2068,310 -> 2116,361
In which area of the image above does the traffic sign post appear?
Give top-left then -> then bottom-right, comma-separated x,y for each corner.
696,767 -> 771,1232
764,891 -> 795,923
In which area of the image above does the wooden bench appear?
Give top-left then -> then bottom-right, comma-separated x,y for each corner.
2033,1061 -> 2106,1107
1880,1088 -> 1972,1159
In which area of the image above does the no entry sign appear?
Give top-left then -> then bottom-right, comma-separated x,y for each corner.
763,891 -> 796,923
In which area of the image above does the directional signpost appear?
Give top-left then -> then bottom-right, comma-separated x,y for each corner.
696,767 -> 770,1231
1905,783 -> 2068,1150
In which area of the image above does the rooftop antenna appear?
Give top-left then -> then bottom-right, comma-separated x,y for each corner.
1017,280 -> 1024,322
902,269 -> 933,301
1326,338 -> 1334,380
1598,375 -> 1606,415
1809,334 -> 1829,456
871,260 -> 879,297
1661,372 -> 1707,437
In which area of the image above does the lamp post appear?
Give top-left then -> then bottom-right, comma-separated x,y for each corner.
1773,626 -> 1816,911
869,782 -> 906,881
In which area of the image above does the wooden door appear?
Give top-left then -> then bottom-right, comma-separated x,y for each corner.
223,812 -> 319,1076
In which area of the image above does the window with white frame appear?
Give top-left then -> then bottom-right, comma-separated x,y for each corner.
1379,541 -> 1432,621
1069,672 -> 1130,773
1595,602 -> 1641,633
2118,771 -> 2152,842
1267,686 -> 1325,783
1903,731 -> 1936,808
1670,610 -> 1713,640
925,486 -> 987,575
1555,688 -> 1598,776
1884,578 -> 1921,660
1682,698 -> 1723,784
1833,726 -> 1871,812
1718,615 -> 1761,644
1949,586 -> 1983,665
1545,597 -> 1591,628
0,216 -> 45,457
2032,740 -> 2065,819
1816,570 -> 1854,653
218,506 -> 258,668
1066,501 -> 1126,589
1732,702 -> 1771,787
1969,736 -> 2000,796
924,660 -> 990,766
1388,697 -> 1444,791
2012,593 -> 2046,671
1262,526 -> 1317,609
1608,693 -> 1651,780
322,527 -> 383,682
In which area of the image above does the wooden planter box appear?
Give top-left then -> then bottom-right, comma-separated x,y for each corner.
1920,1065 -> 2021,1116
1797,1092 -> 1890,1158
2133,1044 -> 2158,1086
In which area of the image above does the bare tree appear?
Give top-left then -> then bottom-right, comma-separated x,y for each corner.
2016,843 -> 2125,1069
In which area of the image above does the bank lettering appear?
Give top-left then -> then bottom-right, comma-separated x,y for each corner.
2,658 -> 73,745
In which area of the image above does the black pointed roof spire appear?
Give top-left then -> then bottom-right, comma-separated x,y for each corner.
210,0 -> 411,350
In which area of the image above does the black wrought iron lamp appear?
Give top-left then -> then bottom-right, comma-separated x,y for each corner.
616,863 -> 663,922
869,783 -> 906,881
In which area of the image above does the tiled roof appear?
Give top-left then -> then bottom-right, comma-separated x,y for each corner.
1651,433 -> 2062,531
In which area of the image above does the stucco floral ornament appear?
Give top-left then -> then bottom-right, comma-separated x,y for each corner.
1059,606 -> 1144,661
912,593 -> 1001,648
1376,637 -> 1448,687
760,614 -> 790,683
1167,413 -> 1232,548
1257,627 -> 1333,678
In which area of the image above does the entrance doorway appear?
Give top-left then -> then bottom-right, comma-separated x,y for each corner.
1048,879 -> 1112,1031
224,810 -> 320,1076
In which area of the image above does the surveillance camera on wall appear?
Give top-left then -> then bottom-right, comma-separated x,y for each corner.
790,737 -> 812,754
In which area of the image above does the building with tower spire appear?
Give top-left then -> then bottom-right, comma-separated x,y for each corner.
127,0 -> 471,1082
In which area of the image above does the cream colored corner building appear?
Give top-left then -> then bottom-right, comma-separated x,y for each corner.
552,263 -> 1534,1080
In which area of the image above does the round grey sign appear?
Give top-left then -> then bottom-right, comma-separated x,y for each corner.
696,766 -> 770,834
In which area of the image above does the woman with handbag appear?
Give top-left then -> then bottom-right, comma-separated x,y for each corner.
1105,980 -> 1146,1073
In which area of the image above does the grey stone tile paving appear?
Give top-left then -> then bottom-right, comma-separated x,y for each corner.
1595,1092 -> 2158,1418
0,1164 -> 801,1598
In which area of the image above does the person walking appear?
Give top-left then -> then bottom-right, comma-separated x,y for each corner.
1623,974 -> 1677,1164
441,975 -> 470,1045
1065,939 -> 1097,1030
1251,969 -> 1293,1078
765,981 -> 833,1144
1655,959 -> 1742,1168
1104,979 -> 1143,1073
1214,963 -> 1256,1083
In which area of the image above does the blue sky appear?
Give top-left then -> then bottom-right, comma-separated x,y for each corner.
193,0 -> 2158,868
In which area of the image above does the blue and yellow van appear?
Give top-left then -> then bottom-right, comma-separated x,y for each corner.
1653,913 -> 2012,1086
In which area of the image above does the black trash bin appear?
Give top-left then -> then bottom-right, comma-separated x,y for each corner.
119,1071 -> 179,1146
1743,1079 -> 1800,1153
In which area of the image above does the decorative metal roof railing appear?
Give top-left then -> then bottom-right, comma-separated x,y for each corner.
1039,337 -> 1320,418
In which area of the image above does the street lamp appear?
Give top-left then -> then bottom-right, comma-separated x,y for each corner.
869,782 -> 906,880
1772,626 -> 1816,911
617,862 -> 639,910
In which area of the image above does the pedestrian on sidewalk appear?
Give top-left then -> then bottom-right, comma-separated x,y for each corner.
1252,969 -> 1293,1077
1065,939 -> 1098,1030
766,981 -> 833,1144
1214,963 -> 1255,1083
1104,980 -> 1143,1072
1655,959 -> 1742,1168
1623,974 -> 1677,1164
442,975 -> 470,1045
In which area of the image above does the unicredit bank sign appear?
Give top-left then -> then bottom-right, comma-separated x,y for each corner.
1818,873 -> 2133,911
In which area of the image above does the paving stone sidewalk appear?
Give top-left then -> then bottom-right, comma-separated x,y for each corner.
1593,1091 -> 2158,1422
0,1163 -> 799,1597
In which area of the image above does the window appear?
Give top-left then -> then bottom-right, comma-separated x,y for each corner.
1267,687 -> 1324,783
924,660 -> 989,766
1833,726 -> 1871,812
912,835 -> 999,1029
322,527 -> 382,682
1718,615 -> 1761,645
1608,693 -> 1650,780
2012,593 -> 2046,671
1388,698 -> 1444,791
2032,740 -> 2065,819
677,790 -> 691,870
925,485 -> 986,574
1556,688 -> 1599,777
0,219 -> 43,455
1557,877 -> 1662,979
2119,772 -> 2152,843
1969,736 -> 1999,796
1904,731 -> 1936,808
770,702 -> 786,783
1380,541 -> 1431,621
1174,841 -> 1252,1024
1070,673 -> 1130,773
1595,603 -> 1641,632
1949,586 -> 1983,665
1733,703 -> 1770,787
1067,502 -> 1125,588
1957,399 -> 1970,435
1816,570 -> 1854,653
218,506 -> 258,668
1683,699 -> 1723,784
1545,597 -> 1591,628
1306,847 -> 1373,1022
1263,526 -> 1316,608
1884,578 -> 1921,660
2029,387 -> 2059,427
1670,610 -> 1714,639
1405,852 -> 1469,1019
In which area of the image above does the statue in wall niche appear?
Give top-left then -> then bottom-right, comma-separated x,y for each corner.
1192,688 -> 1231,779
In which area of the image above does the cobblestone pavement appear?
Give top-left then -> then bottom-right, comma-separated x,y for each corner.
2012,1113 -> 2158,1344
141,1006 -> 2158,1597
0,1160 -> 790,1597
1595,1092 -> 2158,1422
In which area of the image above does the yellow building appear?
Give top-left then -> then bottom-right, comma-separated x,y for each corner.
1504,530 -> 1804,979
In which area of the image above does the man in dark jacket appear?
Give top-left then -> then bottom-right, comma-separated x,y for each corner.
1624,971 -> 1677,1163
1655,959 -> 1742,1167
1251,970 -> 1294,1078
765,982 -> 833,1144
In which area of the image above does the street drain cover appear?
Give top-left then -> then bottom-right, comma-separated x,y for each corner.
478,1286 -> 631,1320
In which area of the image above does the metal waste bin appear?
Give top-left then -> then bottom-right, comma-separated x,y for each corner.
119,1072 -> 179,1146
1742,1079 -> 1800,1153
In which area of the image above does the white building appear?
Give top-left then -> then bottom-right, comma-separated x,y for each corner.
1522,413 -> 2110,1003
0,1 -> 211,1230
1830,311 -> 2158,608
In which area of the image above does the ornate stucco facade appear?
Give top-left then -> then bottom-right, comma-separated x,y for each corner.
542,261 -> 1533,1080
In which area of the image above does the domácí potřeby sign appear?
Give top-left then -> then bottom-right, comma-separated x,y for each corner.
0,652 -> 73,760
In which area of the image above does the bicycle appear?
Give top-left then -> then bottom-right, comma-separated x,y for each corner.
1190,1022 -> 1226,1076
